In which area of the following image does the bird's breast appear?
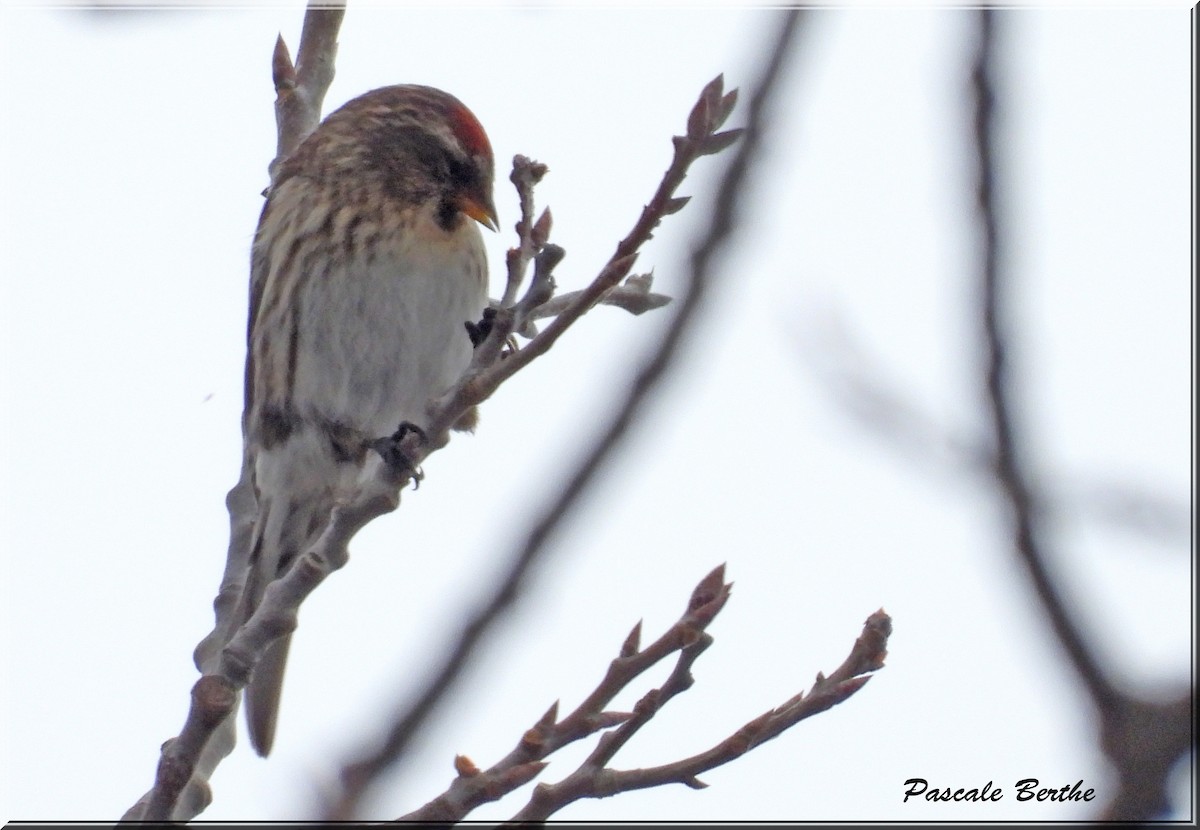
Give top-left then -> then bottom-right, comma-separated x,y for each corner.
262,197 -> 488,441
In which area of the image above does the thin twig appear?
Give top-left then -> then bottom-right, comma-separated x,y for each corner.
502,155 -> 550,307
414,71 -> 748,445
526,276 -> 671,324
398,566 -> 732,822
400,570 -> 888,824
509,609 -> 889,821
269,2 -> 345,183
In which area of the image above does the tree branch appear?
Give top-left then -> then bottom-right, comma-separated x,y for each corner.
971,10 -> 1191,821
269,2 -> 345,183
395,566 -> 888,824
321,11 -> 806,815
793,308 -> 1192,545
508,608 -> 889,822
122,4 -> 346,821
973,10 -> 1115,710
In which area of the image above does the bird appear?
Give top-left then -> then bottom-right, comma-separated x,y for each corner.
238,84 -> 497,756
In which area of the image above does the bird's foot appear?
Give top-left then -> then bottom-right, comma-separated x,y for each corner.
370,421 -> 428,488
464,307 -> 498,348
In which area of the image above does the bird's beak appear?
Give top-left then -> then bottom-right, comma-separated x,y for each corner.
459,193 -> 499,232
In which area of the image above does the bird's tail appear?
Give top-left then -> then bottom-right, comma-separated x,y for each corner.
241,433 -> 345,756
245,622 -> 292,757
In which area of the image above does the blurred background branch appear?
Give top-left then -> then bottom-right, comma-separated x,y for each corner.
970,10 -> 1188,821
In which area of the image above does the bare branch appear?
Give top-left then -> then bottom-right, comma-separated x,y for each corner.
423,69 -> 761,439
1096,693 -> 1193,821
794,310 -> 1191,545
132,2 -> 788,820
422,64 -> 757,434
398,574 -> 888,823
508,608 -> 889,821
269,2 -> 345,183
399,566 -> 734,822
971,11 -> 1190,821
135,91 -> 689,816
973,6 -> 1116,720
322,12 -> 807,818
122,5 -> 346,821
525,274 -> 671,325
138,469 -> 401,822
502,155 -> 550,307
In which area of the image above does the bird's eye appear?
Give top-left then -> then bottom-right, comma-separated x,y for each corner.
445,154 -> 478,191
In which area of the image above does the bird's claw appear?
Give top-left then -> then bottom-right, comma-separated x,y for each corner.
371,421 -> 428,488
465,307 -> 498,348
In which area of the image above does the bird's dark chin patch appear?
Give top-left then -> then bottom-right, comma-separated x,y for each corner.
436,197 -> 465,232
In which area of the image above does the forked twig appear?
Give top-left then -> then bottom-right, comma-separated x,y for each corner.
511,608 -> 889,821
396,568 -> 888,824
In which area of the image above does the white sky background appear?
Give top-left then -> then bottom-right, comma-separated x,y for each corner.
0,3 -> 1192,823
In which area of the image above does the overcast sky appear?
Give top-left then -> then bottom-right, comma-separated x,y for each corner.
1,3 -> 1191,822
